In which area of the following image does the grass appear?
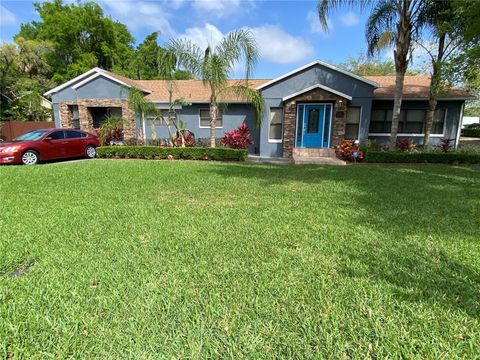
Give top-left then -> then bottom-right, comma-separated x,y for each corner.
1,160 -> 479,358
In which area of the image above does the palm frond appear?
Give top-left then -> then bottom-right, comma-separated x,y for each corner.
317,0 -> 372,31
220,82 -> 265,128
128,87 -> 157,116
365,0 -> 397,56
216,29 -> 258,79
166,38 -> 204,79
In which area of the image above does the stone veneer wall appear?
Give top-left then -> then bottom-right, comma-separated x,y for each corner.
59,99 -> 136,140
282,87 -> 347,158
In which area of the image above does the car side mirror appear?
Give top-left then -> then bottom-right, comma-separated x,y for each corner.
44,137 -> 53,142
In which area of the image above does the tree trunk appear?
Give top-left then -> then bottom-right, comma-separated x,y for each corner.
389,0 -> 411,150
389,70 -> 406,149
210,99 -> 218,147
423,33 -> 446,147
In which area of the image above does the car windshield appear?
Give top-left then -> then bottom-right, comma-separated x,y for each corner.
15,130 -> 49,141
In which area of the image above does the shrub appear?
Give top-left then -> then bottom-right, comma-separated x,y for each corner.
364,139 -> 388,151
221,124 -> 253,149
196,137 -> 222,147
176,130 -> 196,147
336,140 -> 364,162
462,124 -> 480,137
439,138 -> 454,152
96,146 -> 248,161
96,117 -> 125,145
395,138 -> 416,152
364,150 -> 480,164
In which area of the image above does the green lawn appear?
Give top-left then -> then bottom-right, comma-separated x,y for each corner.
1,160 -> 479,358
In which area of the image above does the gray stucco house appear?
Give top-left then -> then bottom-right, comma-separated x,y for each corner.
45,60 -> 470,160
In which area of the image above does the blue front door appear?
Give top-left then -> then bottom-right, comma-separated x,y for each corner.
296,104 -> 332,148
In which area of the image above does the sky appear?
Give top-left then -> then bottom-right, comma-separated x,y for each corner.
0,0 -> 379,79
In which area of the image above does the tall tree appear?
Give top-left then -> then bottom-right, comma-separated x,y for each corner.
0,38 -> 53,121
16,0 -> 135,83
166,29 -> 264,147
318,0 -> 426,149
338,52 -> 421,76
416,0 -> 459,145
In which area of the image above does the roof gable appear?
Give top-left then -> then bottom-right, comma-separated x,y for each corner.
256,60 -> 380,90
43,67 -> 151,96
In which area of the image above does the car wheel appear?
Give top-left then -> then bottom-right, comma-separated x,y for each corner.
85,145 -> 96,159
21,150 -> 39,165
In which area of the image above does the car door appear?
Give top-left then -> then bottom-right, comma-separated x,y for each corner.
42,130 -> 67,159
64,130 -> 86,157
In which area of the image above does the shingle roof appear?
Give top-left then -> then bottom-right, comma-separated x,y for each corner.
133,79 -> 270,102
365,76 -> 471,100
108,74 -> 470,102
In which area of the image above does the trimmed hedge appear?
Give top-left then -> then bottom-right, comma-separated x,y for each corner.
96,146 -> 248,161
365,150 -> 480,164
462,128 -> 480,137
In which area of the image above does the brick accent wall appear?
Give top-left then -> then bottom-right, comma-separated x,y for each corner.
59,99 -> 136,140
59,103 -> 74,128
282,87 -> 347,158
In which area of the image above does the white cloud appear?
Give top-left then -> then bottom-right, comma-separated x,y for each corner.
0,5 -> 17,27
248,25 -> 314,64
340,11 -> 359,27
192,0 -> 255,18
306,11 -> 332,37
99,0 -> 175,36
175,23 -> 313,66
177,23 -> 224,50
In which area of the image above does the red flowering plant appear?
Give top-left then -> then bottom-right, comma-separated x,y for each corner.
335,140 -> 364,162
176,130 -> 196,147
439,138 -> 454,152
96,117 -> 125,145
220,123 -> 253,149
395,138 -> 416,152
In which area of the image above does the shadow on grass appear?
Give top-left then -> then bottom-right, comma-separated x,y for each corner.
205,163 -> 480,316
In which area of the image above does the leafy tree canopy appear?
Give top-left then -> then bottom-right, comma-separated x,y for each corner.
338,53 -> 421,76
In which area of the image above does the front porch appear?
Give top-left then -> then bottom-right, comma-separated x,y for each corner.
282,86 -> 348,159
59,99 -> 136,139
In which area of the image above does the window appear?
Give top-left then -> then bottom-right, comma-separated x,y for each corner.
269,108 -> 283,142
107,108 -> 122,118
65,130 -> 82,139
307,108 -> 319,133
402,109 -> 425,133
346,107 -> 361,140
432,108 -> 445,134
199,109 -> 223,128
49,131 -> 65,140
369,108 -> 446,135
69,105 -> 80,129
369,109 -> 392,133
296,105 -> 304,146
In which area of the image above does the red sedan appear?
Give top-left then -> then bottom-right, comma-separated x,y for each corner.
0,129 -> 100,165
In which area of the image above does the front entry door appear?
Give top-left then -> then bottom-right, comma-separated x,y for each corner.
297,104 -> 332,148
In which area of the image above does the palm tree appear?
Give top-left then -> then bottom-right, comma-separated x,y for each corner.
318,0 -> 426,149
166,29 -> 264,147
417,0 -> 459,146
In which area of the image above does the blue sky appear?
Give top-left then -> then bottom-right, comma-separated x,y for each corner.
0,0 -> 376,78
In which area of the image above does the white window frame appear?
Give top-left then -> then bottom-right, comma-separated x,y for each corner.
199,108 -> 223,129
268,107 -> 283,143
368,108 -> 447,137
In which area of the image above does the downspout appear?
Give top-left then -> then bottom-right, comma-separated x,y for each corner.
455,102 -> 465,149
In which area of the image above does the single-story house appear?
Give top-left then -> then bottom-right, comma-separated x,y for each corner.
44,60 -> 471,159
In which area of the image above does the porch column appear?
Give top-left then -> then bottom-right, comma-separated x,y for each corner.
331,99 -> 347,147
59,102 -> 74,128
121,100 -> 136,141
282,99 -> 297,158
77,102 -> 93,132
